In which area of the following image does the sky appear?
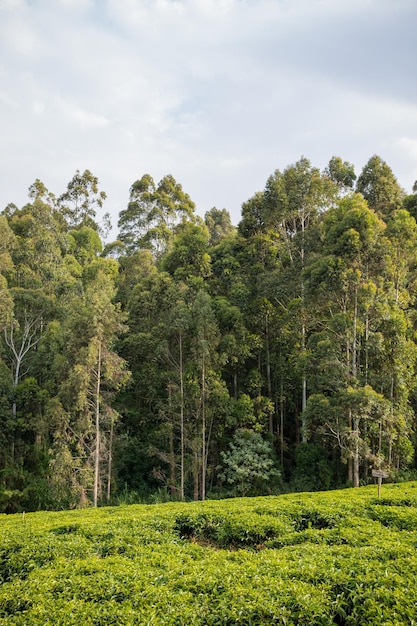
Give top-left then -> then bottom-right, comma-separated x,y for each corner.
1,0 -> 417,235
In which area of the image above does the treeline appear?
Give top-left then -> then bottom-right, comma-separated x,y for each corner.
1,156 -> 417,511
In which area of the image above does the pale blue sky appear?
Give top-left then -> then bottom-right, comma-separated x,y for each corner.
1,0 -> 417,233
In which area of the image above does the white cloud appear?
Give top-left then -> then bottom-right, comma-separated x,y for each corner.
399,138 -> 417,160
0,0 -> 26,10
55,96 -> 109,128
0,0 -> 416,228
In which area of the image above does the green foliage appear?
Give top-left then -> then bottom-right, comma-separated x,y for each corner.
204,207 -> 236,246
3,155 -> 417,509
356,154 -> 404,218
324,156 -> 356,192
220,428 -> 281,495
68,226 -> 102,265
117,173 -> 195,256
162,221 -> 211,283
58,169 -> 109,233
1,483 -> 417,623
292,443 -> 333,491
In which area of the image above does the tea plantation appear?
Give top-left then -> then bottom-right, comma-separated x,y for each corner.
1,483 -> 417,624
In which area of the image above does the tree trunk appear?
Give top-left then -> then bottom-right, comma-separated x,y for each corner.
300,214 -> 308,442
4,316 -> 42,421
179,331 -> 185,501
352,286 -> 358,379
107,416 -> 114,503
280,380 -> 284,469
201,354 -> 206,501
93,341 -> 102,507
348,407 -> 353,484
353,414 -> 360,488
265,313 -> 273,435
193,447 -> 199,501
300,322 -> 307,442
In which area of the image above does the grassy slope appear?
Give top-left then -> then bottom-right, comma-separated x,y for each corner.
1,482 -> 417,625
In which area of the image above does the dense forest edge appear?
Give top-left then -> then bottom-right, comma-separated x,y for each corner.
2,155 -> 417,511
1,482 -> 417,623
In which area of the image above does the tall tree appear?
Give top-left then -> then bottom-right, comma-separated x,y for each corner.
303,193 -> 415,485
204,208 -> 236,246
324,156 -> 356,194
356,155 -> 404,219
60,271 -> 130,506
162,220 -> 211,287
261,157 -> 336,439
189,290 -> 221,500
0,216 -> 15,331
58,169 -> 110,234
118,174 -> 195,257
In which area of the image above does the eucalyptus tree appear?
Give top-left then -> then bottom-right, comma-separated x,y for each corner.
383,209 -> 417,305
0,188 -> 73,508
4,190 -> 68,291
62,270 -> 130,506
238,158 -> 337,441
188,290 -> 221,500
1,188 -> 66,449
117,266 -> 185,496
356,155 -> 404,219
118,174 -> 196,257
161,220 -> 211,287
324,156 -> 356,194
160,296 -> 191,500
204,207 -> 236,246
232,232 -> 283,440
67,226 -> 103,267
58,169 -> 110,234
403,193 -> 417,222
303,193 -> 416,484
211,296 -> 253,401
0,216 -> 15,330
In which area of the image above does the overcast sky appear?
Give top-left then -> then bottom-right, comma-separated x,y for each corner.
1,0 -> 417,234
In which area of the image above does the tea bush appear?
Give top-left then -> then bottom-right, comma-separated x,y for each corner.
1,483 -> 417,624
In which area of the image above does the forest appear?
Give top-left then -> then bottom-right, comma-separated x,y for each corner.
1,154 -> 417,511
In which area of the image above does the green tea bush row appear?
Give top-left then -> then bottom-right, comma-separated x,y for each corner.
1,483 -> 417,624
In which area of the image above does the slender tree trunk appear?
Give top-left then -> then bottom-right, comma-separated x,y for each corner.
107,417 -> 114,503
280,380 -> 284,469
166,385 -> 176,496
93,341 -> 102,507
348,407 -> 353,483
388,369 -> 395,466
301,322 -> 307,442
12,367 -> 18,422
352,286 -> 358,380
300,215 -> 307,442
364,312 -> 369,385
201,354 -> 206,501
353,414 -> 360,488
169,422 -> 176,497
352,287 -> 360,487
179,331 -> 185,501
265,313 -> 273,435
193,447 -> 199,501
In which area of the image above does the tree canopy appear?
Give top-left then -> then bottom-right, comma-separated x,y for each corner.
1,156 -> 417,510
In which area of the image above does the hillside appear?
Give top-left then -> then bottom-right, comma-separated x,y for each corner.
1,482 -> 417,624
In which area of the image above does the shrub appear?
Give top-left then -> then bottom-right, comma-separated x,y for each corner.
219,428 -> 281,496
